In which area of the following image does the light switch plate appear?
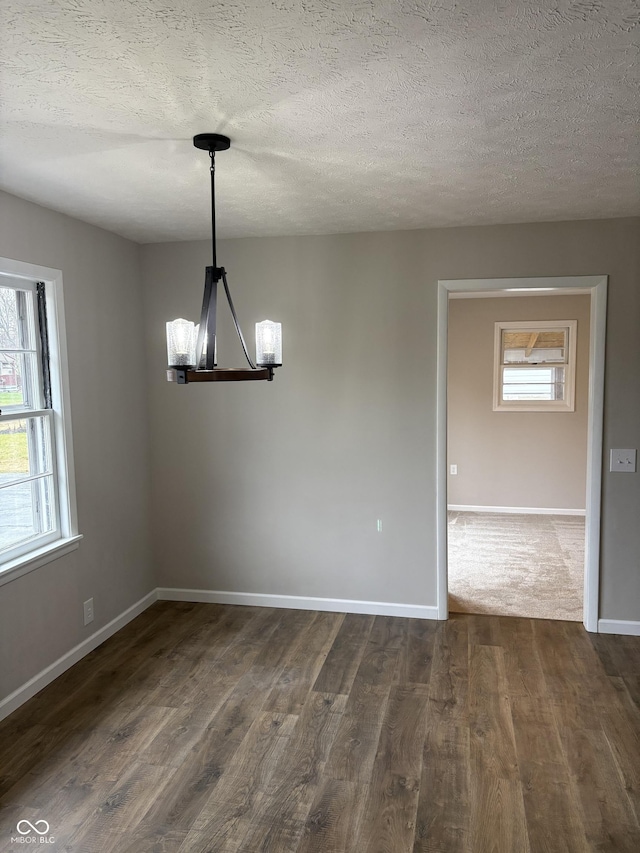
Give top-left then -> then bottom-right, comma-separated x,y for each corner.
610,449 -> 637,473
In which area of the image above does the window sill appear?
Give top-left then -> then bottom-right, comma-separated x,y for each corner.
0,535 -> 83,587
493,403 -> 575,412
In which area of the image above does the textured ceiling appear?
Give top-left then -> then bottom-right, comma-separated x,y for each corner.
0,0 -> 638,243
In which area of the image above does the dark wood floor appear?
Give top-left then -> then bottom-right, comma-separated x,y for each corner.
0,603 -> 639,852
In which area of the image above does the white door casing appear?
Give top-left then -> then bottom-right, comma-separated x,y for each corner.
436,276 -> 607,632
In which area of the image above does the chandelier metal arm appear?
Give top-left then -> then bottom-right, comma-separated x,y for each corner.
195,266 -> 218,371
222,269 -> 257,369
194,266 -> 257,372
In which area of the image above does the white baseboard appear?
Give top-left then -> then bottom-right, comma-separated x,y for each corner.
157,587 -> 439,621
448,504 -> 586,516
598,619 -> 640,637
0,589 -> 158,722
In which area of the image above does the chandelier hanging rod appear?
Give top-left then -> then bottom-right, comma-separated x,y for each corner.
193,133 -> 229,268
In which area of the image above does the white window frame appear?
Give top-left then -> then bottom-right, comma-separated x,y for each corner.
493,319 -> 578,412
0,257 -> 81,586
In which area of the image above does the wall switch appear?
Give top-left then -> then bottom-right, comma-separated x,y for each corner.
450,464 -> 458,475
376,519 -> 383,533
610,449 -> 637,473
83,598 -> 94,625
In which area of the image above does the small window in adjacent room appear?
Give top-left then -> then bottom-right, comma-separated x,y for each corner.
493,320 -> 578,412
0,260 -> 80,579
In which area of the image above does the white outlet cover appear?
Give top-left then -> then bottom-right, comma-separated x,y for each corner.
83,598 -> 94,625
610,449 -> 637,473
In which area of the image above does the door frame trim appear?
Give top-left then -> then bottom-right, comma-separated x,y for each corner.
436,276 -> 608,632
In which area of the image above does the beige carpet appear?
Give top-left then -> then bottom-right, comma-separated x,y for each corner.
448,511 -> 585,621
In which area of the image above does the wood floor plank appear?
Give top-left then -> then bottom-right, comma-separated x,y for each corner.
425,616 -> 469,724
467,612 -> 502,647
135,610 -> 320,833
414,723 -> 469,853
541,626 -> 640,847
1,702 -> 173,811
112,823 -> 188,853
0,723 -> 72,799
206,606 -> 285,677
250,609 -> 319,673
500,618 -> 590,852
201,711 -> 297,809
237,691 -> 347,852
297,778 -> 365,853
588,631 -> 621,676
620,674 -> 640,711
5,760 -> 129,848
140,690 -> 233,767
138,688 -> 275,830
357,683 -> 430,853
394,618 -> 437,685
2,604 -> 640,853
62,760 -> 178,852
134,723 -> 230,833
263,611 -> 344,714
534,619 -> 592,681
323,681 -> 390,783
601,706 -> 640,827
509,710 -> 589,852
589,632 -> 640,688
181,711 -> 298,852
157,603 -> 256,665
557,725 -> 640,852
353,614 -> 407,686
468,644 -> 531,853
312,613 -> 375,695
414,618 -> 470,852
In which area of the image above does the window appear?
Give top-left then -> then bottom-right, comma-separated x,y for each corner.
0,260 -> 79,579
493,320 -> 577,412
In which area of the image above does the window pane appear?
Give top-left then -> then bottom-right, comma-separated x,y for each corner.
503,366 -> 565,401
502,329 -> 567,364
0,476 -> 55,553
0,351 -> 40,410
0,286 -> 31,350
0,417 -> 52,486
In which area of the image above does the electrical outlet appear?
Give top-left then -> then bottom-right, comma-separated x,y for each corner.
83,598 -> 94,625
376,519 -> 383,533
450,464 -> 458,475
610,449 -> 637,473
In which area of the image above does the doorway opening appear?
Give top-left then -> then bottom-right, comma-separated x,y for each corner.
436,277 -> 607,631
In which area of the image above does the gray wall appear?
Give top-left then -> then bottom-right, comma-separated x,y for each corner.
448,294 -> 591,510
0,191 -> 154,700
141,217 -> 640,622
0,199 -> 638,707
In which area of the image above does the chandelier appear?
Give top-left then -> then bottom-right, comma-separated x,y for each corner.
166,134 -> 282,384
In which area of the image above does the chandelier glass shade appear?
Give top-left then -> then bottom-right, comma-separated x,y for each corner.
166,318 -> 197,368
166,134 -> 282,384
